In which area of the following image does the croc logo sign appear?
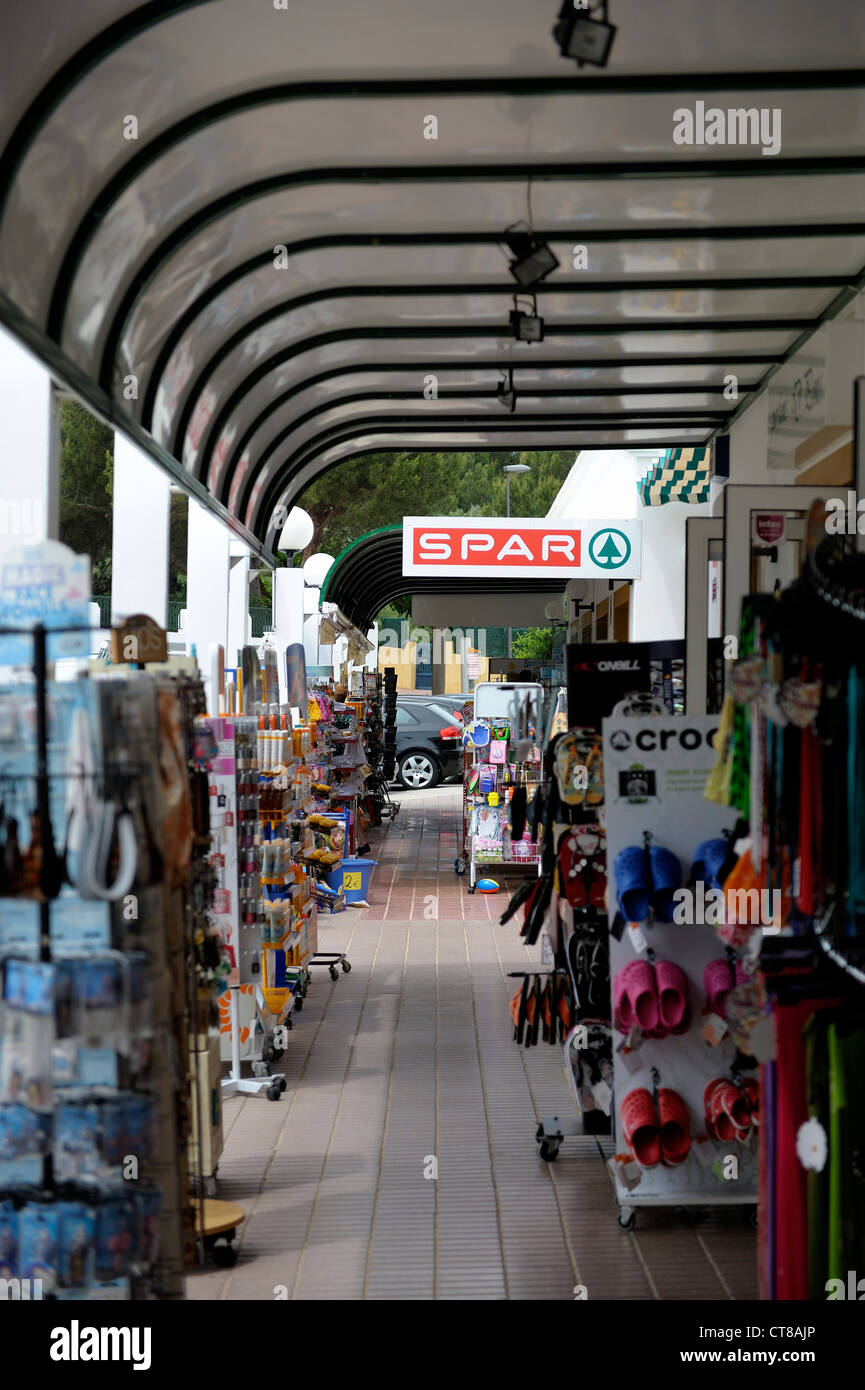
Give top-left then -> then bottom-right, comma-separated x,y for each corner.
402,517 -> 641,579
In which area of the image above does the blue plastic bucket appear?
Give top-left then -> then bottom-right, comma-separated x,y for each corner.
325,856 -> 378,904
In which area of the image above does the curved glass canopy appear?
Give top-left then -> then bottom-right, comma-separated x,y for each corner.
1,0 -> 863,554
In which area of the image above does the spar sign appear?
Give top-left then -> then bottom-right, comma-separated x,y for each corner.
402,517 -> 641,580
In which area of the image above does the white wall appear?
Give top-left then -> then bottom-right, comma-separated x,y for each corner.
185,499 -> 230,709
111,433 -> 170,626
0,323 -> 56,554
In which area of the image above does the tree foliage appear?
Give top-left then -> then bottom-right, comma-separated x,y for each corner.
296,450 -> 575,560
511,626 -> 553,660
58,401 -> 114,592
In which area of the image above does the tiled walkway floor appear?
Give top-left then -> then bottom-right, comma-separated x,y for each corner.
186,787 -> 757,1301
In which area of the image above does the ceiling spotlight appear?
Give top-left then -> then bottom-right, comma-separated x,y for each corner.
496,368 -> 517,413
504,222 -> 560,287
509,295 -> 544,343
552,0 -> 616,68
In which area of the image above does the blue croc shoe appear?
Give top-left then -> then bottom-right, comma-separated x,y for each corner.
691,837 -> 729,891
614,845 -> 651,923
649,844 -> 683,923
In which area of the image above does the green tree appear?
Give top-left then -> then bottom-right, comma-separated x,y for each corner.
58,400 -> 114,592
511,627 -> 553,660
296,449 -> 575,560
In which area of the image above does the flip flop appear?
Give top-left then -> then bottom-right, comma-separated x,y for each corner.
654,960 -> 691,1035
586,854 -> 608,909
648,844 -> 683,922
585,745 -> 604,805
620,1088 -> 660,1168
555,732 -> 587,805
613,959 -> 659,1035
657,1088 -> 691,1165
704,958 -> 735,1019
691,837 -> 730,891
559,833 -> 587,908
614,845 -> 651,923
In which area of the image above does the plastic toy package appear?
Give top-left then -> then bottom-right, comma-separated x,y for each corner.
1,960 -> 55,1110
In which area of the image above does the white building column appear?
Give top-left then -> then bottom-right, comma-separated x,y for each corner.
185,499 -> 230,708
0,324 -> 56,554
227,540 -> 251,668
111,432 -> 170,627
272,566 -> 305,703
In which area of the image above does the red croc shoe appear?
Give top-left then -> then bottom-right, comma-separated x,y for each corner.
658,1088 -> 692,1166
620,1087 -> 660,1168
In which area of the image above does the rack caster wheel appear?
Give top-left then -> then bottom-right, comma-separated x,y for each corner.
535,1124 -> 544,1142
213,1240 -> 237,1267
266,1083 -> 282,1102
294,995 -> 303,1010
538,1139 -> 560,1163
467,885 -> 475,895
341,961 -> 351,973
454,858 -> 466,876
329,966 -> 339,981
277,1076 -> 287,1093
618,1209 -> 636,1230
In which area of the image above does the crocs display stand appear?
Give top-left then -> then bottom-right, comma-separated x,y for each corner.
603,713 -> 758,1230
461,682 -> 543,894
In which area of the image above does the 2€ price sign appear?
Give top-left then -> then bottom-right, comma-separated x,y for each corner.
343,872 -> 362,891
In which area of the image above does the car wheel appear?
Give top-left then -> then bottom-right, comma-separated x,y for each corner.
397,751 -> 440,790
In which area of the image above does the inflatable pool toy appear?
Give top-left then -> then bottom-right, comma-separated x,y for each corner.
477,878 -> 500,893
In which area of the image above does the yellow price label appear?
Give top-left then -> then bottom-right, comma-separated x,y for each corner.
343,871 -> 362,890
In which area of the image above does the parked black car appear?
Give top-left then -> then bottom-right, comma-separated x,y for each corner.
389,696 -> 465,789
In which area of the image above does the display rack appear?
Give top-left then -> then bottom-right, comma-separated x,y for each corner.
458,683 -> 543,893
0,622 -> 190,1296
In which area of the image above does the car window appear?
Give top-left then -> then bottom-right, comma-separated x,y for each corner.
427,703 -> 462,724
394,706 -> 419,725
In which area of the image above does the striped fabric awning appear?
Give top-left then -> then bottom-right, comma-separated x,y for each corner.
638,446 -> 712,506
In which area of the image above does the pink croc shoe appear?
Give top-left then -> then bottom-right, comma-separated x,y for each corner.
654,960 -> 691,1036
613,959 -> 659,1036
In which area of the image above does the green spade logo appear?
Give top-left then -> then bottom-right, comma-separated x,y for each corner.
588,527 -> 631,570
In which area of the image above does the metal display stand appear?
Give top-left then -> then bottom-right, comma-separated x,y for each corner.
460,681 -> 544,894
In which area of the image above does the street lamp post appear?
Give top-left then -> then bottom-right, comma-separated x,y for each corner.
502,462 -> 532,657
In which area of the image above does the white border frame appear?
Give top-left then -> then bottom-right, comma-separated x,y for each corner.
684,516 -> 723,716
722,484 -> 829,647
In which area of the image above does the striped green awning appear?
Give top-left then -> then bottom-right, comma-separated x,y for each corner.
638,446 -> 711,506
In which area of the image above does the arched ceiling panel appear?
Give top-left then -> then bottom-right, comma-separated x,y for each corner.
253,428 -> 714,546
0,0 -> 863,548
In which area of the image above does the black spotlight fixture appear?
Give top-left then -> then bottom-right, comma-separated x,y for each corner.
552,0 -> 616,68
504,221 -> 560,287
509,295 -> 544,344
496,367 -> 517,413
